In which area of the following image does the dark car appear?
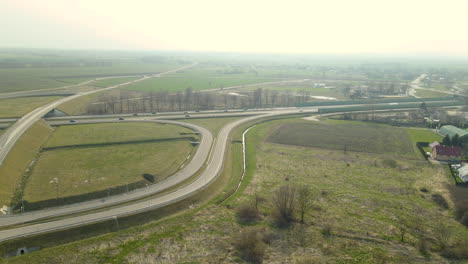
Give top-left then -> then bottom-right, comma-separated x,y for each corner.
118,117 -> 125,120
69,120 -> 76,123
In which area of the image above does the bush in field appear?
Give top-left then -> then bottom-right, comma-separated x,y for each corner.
271,185 -> 296,227
432,194 -> 449,209
234,227 -> 267,264
237,201 -> 259,224
382,159 -> 398,168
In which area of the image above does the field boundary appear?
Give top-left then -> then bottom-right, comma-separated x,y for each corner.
41,137 -> 196,151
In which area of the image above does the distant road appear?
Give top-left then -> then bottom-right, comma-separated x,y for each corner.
409,74 -> 465,97
0,63 -> 197,167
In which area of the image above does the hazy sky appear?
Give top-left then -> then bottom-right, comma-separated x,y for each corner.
2,0 -> 468,55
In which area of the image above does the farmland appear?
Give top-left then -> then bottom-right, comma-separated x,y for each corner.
267,118 -> 416,158
0,96 -> 63,118
0,71 -> 69,93
22,122 -> 196,205
122,76 -> 280,92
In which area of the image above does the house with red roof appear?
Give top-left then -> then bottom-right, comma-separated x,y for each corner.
431,145 -> 462,162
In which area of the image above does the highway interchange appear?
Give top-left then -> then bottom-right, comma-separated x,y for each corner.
0,68 -> 461,243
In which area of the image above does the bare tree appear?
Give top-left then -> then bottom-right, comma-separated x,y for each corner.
271,185 -> 296,227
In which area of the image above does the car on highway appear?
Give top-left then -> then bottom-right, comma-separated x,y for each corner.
185,114 -> 190,118
118,117 -> 125,120
69,120 -> 76,123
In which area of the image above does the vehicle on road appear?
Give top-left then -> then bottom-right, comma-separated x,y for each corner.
118,117 -> 125,120
69,120 -> 76,123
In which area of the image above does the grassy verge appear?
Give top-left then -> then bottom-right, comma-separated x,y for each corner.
43,122 -> 191,148
0,96 -> 63,118
0,120 -> 53,207
23,140 -> 195,203
22,122 -> 195,205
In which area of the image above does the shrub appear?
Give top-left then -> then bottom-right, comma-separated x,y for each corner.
382,159 -> 398,168
271,185 -> 296,227
431,194 -> 449,209
237,201 -> 259,224
234,227 -> 267,264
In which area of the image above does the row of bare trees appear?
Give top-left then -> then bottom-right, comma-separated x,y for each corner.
85,88 -> 314,115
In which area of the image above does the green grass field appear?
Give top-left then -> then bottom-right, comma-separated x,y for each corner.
407,128 -> 442,144
23,122 -> 196,203
0,120 -> 53,207
123,76 -> 279,92
44,122 -> 191,148
24,140 -> 193,202
267,119 -> 415,158
0,96 -> 63,118
0,71 -> 69,93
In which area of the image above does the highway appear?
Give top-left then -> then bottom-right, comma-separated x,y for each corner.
0,119 -> 212,228
0,63 -> 197,167
0,108 -> 315,242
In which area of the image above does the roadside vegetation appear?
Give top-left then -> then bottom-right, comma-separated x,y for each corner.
0,120 -> 53,207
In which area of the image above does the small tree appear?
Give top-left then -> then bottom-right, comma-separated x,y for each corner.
271,185 -> 296,227
237,201 -> 259,224
234,227 -> 267,264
